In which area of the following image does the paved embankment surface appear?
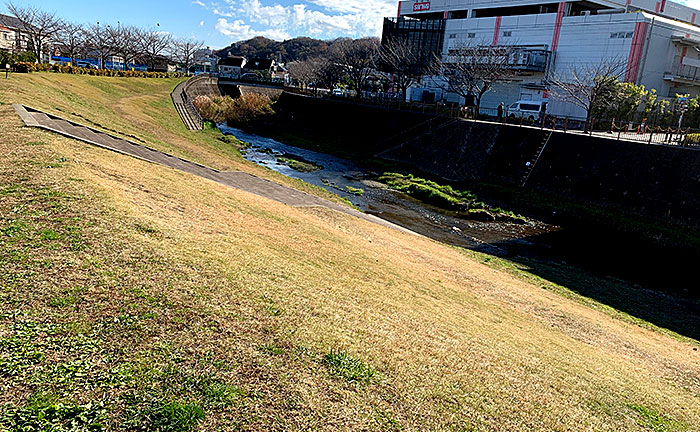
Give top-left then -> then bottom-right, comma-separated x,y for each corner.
13,104 -> 414,234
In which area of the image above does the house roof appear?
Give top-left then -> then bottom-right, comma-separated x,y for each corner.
219,56 -> 245,67
0,25 -> 10,32
244,58 -> 273,70
0,14 -> 23,30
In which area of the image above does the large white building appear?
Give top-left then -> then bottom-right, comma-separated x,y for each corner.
387,0 -> 700,117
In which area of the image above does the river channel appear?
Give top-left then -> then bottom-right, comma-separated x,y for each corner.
220,125 -> 558,258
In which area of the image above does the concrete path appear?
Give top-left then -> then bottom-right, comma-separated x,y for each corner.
13,104 -> 414,234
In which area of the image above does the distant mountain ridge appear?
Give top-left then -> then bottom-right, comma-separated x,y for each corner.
215,36 -> 342,63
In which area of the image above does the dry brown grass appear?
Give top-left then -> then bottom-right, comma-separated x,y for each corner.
0,72 -> 346,205
0,74 -> 699,431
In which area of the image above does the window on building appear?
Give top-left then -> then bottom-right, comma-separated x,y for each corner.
449,33 -> 457,39
467,32 -> 476,38
611,31 -> 633,39
502,31 -> 512,37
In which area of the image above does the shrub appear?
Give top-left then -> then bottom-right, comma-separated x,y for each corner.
228,93 -> 274,124
10,61 -> 186,79
685,133 -> 700,146
12,61 -> 35,73
0,50 -> 36,67
193,94 -> 274,125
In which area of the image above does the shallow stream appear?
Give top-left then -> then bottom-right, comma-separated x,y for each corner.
220,125 -> 557,256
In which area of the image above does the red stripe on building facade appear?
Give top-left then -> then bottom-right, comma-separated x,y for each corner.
624,22 -> 649,83
493,16 -> 502,45
655,2 -> 660,13
443,11 -> 449,19
660,0 -> 666,13
679,46 -> 688,73
550,2 -> 566,64
396,0 -> 401,18
626,0 -> 631,5
693,13 -> 696,24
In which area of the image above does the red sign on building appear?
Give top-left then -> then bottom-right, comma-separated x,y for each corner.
413,1 -> 431,12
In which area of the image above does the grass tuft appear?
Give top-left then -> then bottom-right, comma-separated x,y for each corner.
629,404 -> 686,432
322,349 -> 378,384
148,402 -> 205,432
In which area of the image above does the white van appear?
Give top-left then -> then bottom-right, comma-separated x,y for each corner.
507,100 -> 547,121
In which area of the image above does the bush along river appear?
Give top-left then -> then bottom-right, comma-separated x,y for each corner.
219,125 -> 558,257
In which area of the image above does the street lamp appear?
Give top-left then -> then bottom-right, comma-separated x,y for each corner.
96,21 -> 103,69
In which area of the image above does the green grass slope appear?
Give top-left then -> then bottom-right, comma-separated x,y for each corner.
0,73 -> 698,431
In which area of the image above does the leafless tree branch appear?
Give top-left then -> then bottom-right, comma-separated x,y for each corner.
6,1 -> 63,62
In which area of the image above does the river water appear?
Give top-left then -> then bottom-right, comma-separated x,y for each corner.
220,125 -> 557,257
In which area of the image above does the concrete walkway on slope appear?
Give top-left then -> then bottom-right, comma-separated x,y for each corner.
13,104 -> 414,234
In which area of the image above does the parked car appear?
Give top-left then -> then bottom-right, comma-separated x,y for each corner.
507,100 -> 547,121
240,73 -> 260,81
75,61 -> 98,69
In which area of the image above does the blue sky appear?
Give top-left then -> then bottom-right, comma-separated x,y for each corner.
0,0 -> 397,48
3,0 -> 700,49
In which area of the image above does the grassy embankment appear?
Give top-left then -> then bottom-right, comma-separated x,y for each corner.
0,72 -> 699,431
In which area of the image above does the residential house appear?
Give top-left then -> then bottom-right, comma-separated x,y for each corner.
0,14 -> 30,55
218,56 -> 246,78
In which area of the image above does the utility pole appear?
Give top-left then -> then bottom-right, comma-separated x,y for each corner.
97,22 -> 103,69
678,95 -> 689,129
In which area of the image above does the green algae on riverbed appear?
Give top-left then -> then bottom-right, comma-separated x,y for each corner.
277,156 -> 322,172
378,172 -> 526,223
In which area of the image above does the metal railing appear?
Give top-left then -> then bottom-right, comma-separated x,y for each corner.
283,87 -> 700,148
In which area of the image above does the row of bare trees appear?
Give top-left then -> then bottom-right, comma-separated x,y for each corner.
287,32 -> 646,131
286,37 -> 381,96
286,34 -> 521,112
5,2 -> 205,71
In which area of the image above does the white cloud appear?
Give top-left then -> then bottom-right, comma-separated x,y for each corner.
680,0 -> 700,10
206,0 -> 394,41
240,0 -> 289,27
215,17 -> 291,40
192,0 -> 207,7
307,0 -> 395,16
199,20 -> 205,26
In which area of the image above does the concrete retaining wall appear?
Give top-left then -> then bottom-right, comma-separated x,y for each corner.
273,92 -> 700,225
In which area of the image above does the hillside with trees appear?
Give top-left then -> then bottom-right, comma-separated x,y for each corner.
215,36 -> 338,62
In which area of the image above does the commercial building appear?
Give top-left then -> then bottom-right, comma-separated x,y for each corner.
386,0 -> 700,117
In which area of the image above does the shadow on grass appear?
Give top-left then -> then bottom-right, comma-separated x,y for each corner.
485,227 -> 700,342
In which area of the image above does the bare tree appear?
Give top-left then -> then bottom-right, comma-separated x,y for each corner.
549,58 -> 626,130
139,29 -> 172,71
379,37 -> 437,101
287,59 -> 315,85
172,37 -> 205,75
54,21 -> 84,65
314,58 -> 344,89
435,42 -> 517,114
5,2 -> 63,62
106,24 -> 142,70
330,37 -> 379,96
83,22 -> 113,69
